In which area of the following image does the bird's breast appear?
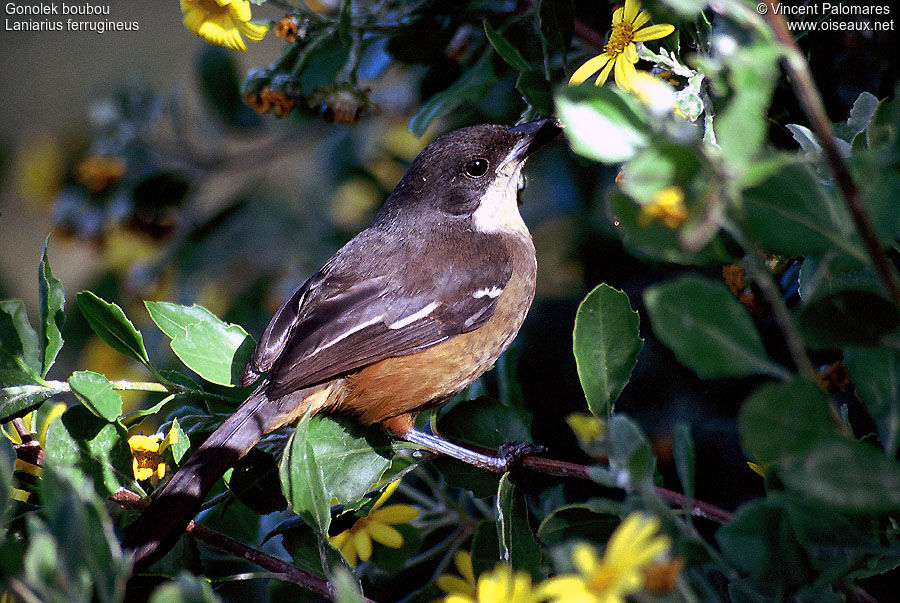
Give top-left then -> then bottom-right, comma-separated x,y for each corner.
339,233 -> 536,426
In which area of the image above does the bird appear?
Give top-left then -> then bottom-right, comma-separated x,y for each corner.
123,117 -> 563,565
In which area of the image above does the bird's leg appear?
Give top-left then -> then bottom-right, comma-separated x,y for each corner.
382,413 -> 544,473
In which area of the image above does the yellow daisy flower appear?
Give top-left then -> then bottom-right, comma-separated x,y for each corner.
444,563 -> 543,603
637,185 -> 687,229
538,512 -> 672,603
329,480 -> 419,567
180,0 -> 268,52
128,425 -> 179,485
436,551 -> 477,600
569,0 -> 675,92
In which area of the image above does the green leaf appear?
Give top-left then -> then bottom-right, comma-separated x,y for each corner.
644,275 -> 788,379
609,190 -> 734,266
433,397 -> 532,498
496,474 -> 542,580
38,237 -> 65,378
471,519 -> 502,579
715,496 -> 809,598
40,467 -> 130,603
844,346 -> 900,456
77,291 -> 150,366
573,284 -> 643,417
307,415 -> 393,504
145,301 -> 254,387
409,51 -> 496,137
862,172 -> 900,247
483,22 -> 530,72
68,370 -> 123,422
43,405 -> 135,496
555,85 -> 649,163
656,0 -> 707,17
741,161 -> 866,262
537,500 -> 621,546
796,255 -> 899,348
781,440 -> 900,513
739,379 -> 839,466
516,71 -> 554,116
537,0 -> 574,55
332,565 -> 365,603
168,416 -> 190,464
607,414 -> 654,488
786,498 -> 891,583
673,423 -> 695,502
866,93 -> 900,150
279,413 -> 331,534
149,571 -> 221,603
0,299 -> 40,376
436,396 -> 532,448
714,42 -> 782,169
0,383 -> 55,423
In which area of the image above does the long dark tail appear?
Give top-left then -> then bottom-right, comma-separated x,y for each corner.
123,387 -> 277,566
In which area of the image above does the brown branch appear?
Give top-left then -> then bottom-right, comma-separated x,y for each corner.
574,18 -> 606,51
519,454 -> 734,523
762,2 -> 900,307
111,490 -> 373,602
13,442 -> 44,466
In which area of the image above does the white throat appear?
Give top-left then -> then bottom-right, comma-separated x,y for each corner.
471,159 -> 528,235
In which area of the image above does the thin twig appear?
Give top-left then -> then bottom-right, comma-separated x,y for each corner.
762,2 -> 900,307
518,455 -> 734,523
724,223 -> 817,382
111,490 -> 371,602
574,18 -> 606,50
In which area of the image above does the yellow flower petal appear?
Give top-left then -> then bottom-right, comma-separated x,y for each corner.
572,543 -> 600,575
367,521 -> 404,548
14,459 -> 42,476
595,58 -> 615,86
436,574 -> 475,595
445,595 -> 475,603
632,23 -> 675,42
747,461 -> 767,477
370,503 -> 419,524
38,403 -> 66,448
569,53 -> 613,86
353,528 -> 373,561
11,488 -> 30,502
614,54 -> 638,91
330,531 -> 350,550
182,8 -> 205,36
535,575 -> 592,600
371,478 -> 402,511
612,6 -> 625,24
455,550 -> 475,585
237,19 -> 268,41
226,0 -> 252,22
128,434 -> 161,453
160,425 -> 179,452
624,0 -> 640,24
632,9 -> 652,29
623,43 -> 638,64
339,535 -> 359,567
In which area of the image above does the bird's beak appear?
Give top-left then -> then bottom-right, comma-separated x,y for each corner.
507,117 -> 564,161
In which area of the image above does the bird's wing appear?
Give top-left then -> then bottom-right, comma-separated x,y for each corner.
244,234 -> 513,398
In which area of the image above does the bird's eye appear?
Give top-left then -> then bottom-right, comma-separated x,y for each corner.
463,158 -> 489,178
